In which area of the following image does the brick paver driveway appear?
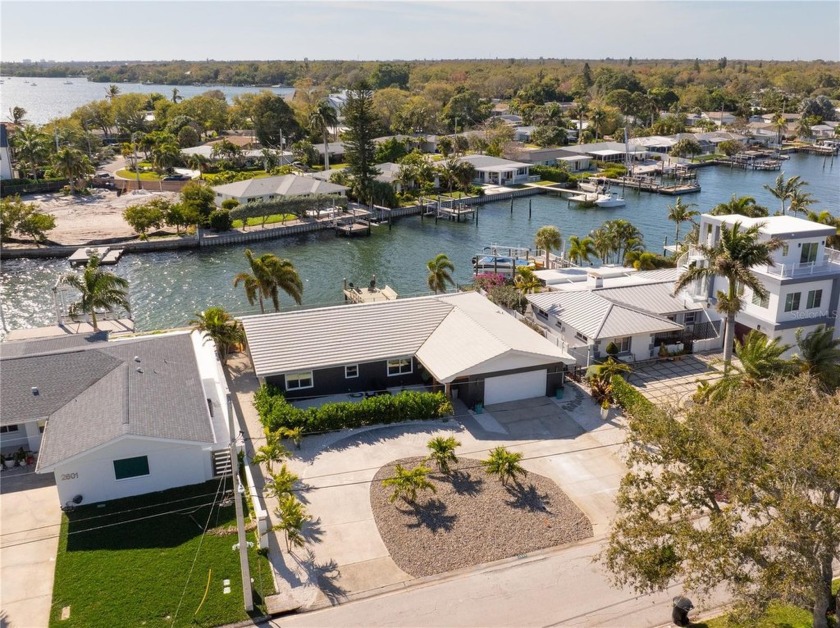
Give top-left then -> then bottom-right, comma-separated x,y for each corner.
627,352 -> 726,407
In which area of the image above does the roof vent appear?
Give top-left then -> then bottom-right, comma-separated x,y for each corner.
31,386 -> 40,396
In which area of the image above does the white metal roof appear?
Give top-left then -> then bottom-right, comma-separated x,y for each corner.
241,292 -> 573,382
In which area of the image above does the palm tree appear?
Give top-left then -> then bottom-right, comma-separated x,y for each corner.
534,225 -> 562,270
382,464 -> 436,504
710,194 -> 769,218
666,198 -> 699,245
309,100 -> 339,170
514,267 -> 542,294
58,254 -> 130,331
189,306 -> 245,362
426,253 -> 455,294
566,235 -> 596,266
52,146 -> 93,193
764,173 -> 807,215
251,430 -> 290,472
674,221 -> 782,367
481,447 -> 527,487
273,495 -> 309,552
793,326 -> 840,393
426,436 -> 460,475
234,249 -> 303,313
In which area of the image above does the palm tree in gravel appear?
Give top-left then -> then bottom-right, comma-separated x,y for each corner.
426,436 -> 460,475
481,447 -> 527,487
382,464 -> 436,504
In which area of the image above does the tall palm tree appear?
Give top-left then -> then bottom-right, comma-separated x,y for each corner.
234,249 -> 303,314
793,325 -> 840,393
666,198 -> 699,245
710,194 -> 769,218
534,225 -> 562,269
481,447 -> 527,487
566,235 -> 596,266
764,173 -> 807,215
426,253 -> 455,294
58,254 -> 130,331
189,306 -> 245,362
674,221 -> 782,367
309,100 -> 339,170
52,146 -> 93,193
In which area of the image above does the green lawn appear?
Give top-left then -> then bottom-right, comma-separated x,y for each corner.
50,481 -> 274,627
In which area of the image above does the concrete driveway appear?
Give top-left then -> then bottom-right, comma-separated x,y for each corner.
0,471 -> 61,628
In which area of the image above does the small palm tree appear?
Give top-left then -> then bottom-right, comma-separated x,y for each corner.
273,495 -> 309,552
426,253 -> 455,294
426,436 -> 460,475
666,198 -> 699,245
189,306 -> 245,362
265,463 -> 299,500
534,225 -> 562,270
58,254 -> 130,331
793,326 -> 840,393
566,235 -> 596,266
251,431 -> 290,473
382,464 -> 436,504
481,447 -> 527,487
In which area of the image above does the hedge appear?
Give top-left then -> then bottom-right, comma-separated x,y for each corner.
610,375 -> 657,418
253,385 -> 454,433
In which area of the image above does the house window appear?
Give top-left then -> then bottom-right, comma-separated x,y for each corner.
751,291 -> 770,308
113,455 -> 150,480
285,371 -> 313,390
615,336 -> 631,353
800,242 -> 818,264
387,358 -> 412,376
345,365 -> 359,379
0,424 -> 20,433
784,292 -> 801,312
807,289 -> 823,309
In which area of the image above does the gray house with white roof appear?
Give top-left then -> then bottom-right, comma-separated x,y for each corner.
241,292 -> 574,407
0,331 -> 232,507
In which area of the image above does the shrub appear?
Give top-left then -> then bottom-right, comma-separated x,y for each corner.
254,385 -> 454,433
610,375 -> 657,418
208,209 -> 233,231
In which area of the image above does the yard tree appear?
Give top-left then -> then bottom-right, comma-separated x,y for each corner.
602,375 -> 840,628
343,81 -> 380,203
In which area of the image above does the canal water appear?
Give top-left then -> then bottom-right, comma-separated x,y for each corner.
1,153 -> 837,333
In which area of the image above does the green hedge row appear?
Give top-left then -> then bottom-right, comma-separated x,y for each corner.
254,385 -> 454,433
610,375 -> 657,418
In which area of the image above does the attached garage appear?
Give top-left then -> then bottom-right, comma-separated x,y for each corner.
483,369 -> 547,405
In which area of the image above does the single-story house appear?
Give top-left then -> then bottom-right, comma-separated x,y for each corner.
0,331 -> 233,507
211,174 -> 348,206
240,292 -> 575,407
456,155 -> 532,186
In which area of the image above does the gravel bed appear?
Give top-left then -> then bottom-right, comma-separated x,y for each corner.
370,456 -> 593,578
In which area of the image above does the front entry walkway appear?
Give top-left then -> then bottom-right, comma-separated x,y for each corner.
626,352 -> 727,407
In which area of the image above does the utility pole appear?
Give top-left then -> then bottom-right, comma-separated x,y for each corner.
228,394 -> 253,612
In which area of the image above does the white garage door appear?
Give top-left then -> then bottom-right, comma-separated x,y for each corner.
484,369 -> 547,405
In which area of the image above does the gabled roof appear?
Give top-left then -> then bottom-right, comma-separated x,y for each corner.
241,292 -> 573,383
527,291 -> 682,340
211,174 -> 347,198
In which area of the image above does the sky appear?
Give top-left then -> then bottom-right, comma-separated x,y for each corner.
1,1 -> 838,63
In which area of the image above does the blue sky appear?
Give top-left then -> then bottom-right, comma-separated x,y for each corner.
2,1 -> 838,62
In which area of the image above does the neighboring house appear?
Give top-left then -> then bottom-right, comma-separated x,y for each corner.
0,331 -> 233,507
455,155 -> 532,186
240,292 -> 575,408
679,214 -> 840,355
211,174 -> 348,206
0,123 -> 12,180
527,268 -> 718,366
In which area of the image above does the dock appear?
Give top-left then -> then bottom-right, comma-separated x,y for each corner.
68,246 -> 123,266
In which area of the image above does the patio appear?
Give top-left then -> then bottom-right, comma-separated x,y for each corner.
626,352 -> 727,407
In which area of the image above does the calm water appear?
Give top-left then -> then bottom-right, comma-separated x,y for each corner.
1,153 -> 837,333
0,76 -> 294,125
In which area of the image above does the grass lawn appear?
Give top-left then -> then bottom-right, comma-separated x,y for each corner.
50,481 -> 275,628
232,214 -> 297,228
115,169 -> 162,181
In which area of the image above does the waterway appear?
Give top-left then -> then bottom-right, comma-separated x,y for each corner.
0,76 -> 295,125
1,153 -> 837,334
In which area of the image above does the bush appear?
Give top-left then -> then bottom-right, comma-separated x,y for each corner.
208,209 -> 233,231
254,385 -> 453,433
610,375 -> 657,418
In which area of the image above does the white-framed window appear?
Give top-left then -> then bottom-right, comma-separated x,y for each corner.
113,455 -> 150,480
387,358 -> 412,376
807,289 -> 823,309
285,371 -> 313,390
751,291 -> 769,308
784,292 -> 801,312
345,365 -> 359,379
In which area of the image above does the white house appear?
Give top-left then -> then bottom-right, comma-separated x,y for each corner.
211,174 -> 348,207
0,123 -> 13,180
680,214 -> 840,356
0,331 -> 233,507
456,155 -> 532,186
